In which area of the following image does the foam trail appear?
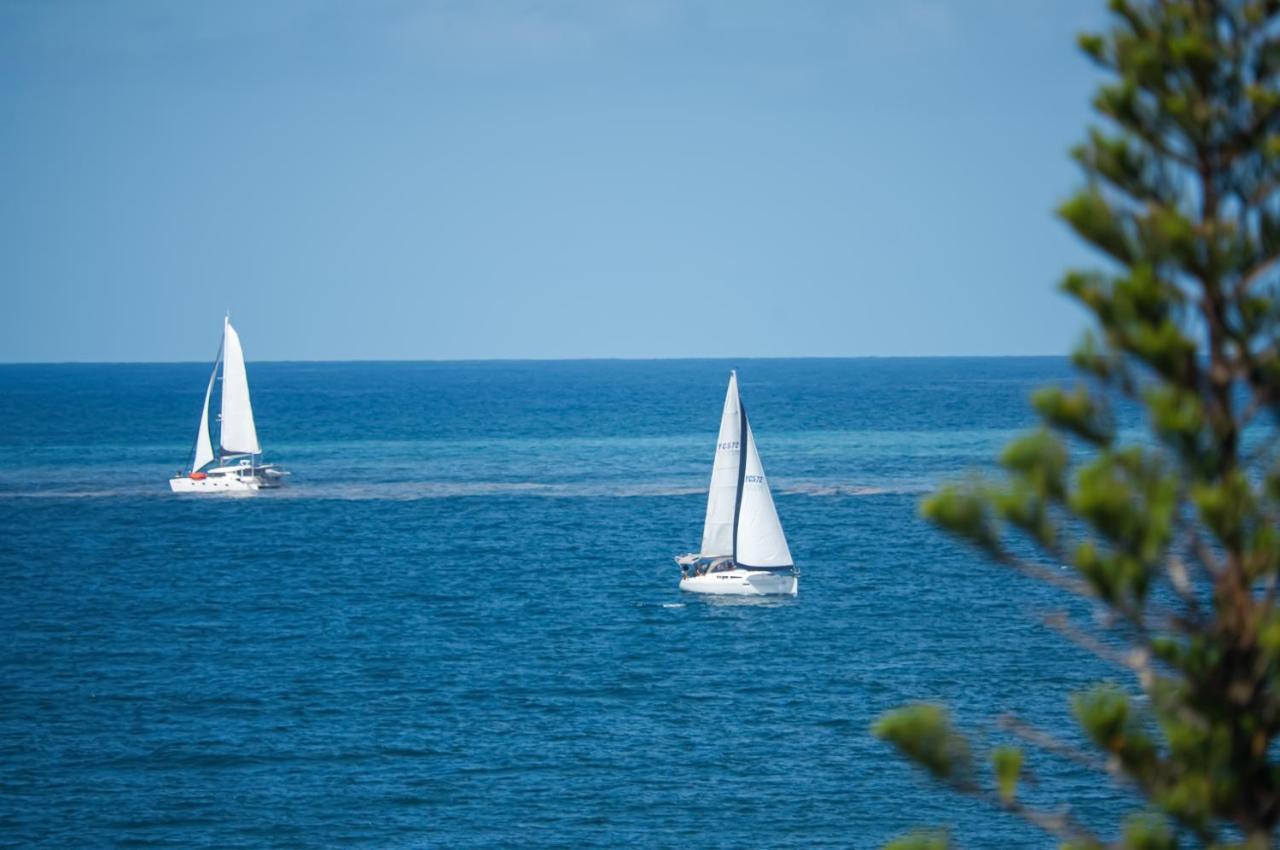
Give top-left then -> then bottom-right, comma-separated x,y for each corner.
268,481 -> 708,501
0,479 -> 930,501
777,481 -> 934,497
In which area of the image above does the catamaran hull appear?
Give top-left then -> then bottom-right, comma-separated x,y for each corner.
169,475 -> 279,493
679,570 -> 798,597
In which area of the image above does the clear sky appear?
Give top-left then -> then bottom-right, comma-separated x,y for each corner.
2,1 -> 1108,362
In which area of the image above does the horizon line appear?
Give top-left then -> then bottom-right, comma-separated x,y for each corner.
0,353 -> 1074,367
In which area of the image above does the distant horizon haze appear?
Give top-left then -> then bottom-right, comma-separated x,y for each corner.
4,1 -> 1105,363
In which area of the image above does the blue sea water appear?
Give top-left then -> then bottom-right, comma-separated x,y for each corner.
0,358 -> 1137,848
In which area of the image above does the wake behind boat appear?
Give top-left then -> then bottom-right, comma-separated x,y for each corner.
170,316 -> 288,493
676,371 -> 797,596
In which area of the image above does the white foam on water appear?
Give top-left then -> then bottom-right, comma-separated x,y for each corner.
0,478 -> 927,501
263,480 -> 709,501
778,481 -> 934,497
0,486 -> 168,500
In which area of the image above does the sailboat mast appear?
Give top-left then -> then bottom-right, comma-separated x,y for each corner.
731,392 -> 749,565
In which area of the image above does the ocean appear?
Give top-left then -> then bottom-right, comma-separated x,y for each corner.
0,358 -> 1134,848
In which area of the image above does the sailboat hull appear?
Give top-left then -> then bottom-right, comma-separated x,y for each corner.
169,464 -> 284,493
679,569 -> 797,597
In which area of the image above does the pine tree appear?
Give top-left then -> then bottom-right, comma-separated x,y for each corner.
874,2 -> 1280,847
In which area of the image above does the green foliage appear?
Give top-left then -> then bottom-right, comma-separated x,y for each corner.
873,704 -> 974,787
884,831 -> 951,850
1032,385 -> 1114,447
991,746 -> 1023,803
1121,813 -> 1178,850
879,1 -> 1280,847
921,484 -> 997,549
1073,686 -> 1159,778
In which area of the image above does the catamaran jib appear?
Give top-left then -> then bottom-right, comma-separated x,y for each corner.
676,371 -> 797,596
169,316 -> 287,493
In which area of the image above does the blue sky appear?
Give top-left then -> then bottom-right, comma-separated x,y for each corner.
2,1 -> 1107,362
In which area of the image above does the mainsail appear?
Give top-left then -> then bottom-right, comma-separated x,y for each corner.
219,317 -> 261,456
733,409 -> 793,568
698,371 -> 793,568
700,372 -> 742,557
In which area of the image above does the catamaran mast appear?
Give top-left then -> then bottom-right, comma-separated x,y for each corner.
216,318 -> 225,467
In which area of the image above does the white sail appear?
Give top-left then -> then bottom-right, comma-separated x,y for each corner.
219,318 -> 261,456
699,371 -> 742,557
191,360 -> 218,472
733,412 -> 793,568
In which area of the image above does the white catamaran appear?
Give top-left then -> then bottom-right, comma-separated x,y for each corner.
676,371 -> 797,596
170,316 -> 287,493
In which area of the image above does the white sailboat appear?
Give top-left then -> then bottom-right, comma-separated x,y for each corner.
169,316 -> 287,493
676,371 -> 797,596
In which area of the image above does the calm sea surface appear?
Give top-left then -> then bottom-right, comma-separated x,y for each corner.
0,358 -> 1137,848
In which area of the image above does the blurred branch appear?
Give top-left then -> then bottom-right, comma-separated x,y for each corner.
1043,611 -> 1157,692
998,714 -> 1109,773
991,549 -> 1094,599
